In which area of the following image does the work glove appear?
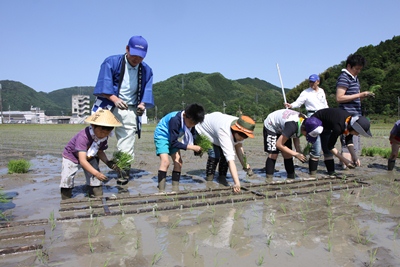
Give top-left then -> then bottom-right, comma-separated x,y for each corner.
115,100 -> 128,110
136,107 -> 145,116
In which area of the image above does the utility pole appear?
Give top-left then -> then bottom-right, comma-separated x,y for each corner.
223,101 -> 226,114
181,101 -> 185,110
0,83 -> 3,124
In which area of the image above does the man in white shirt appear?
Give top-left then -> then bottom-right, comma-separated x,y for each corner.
284,74 -> 329,177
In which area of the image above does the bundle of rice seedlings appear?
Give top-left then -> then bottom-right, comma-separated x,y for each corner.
7,159 -> 31,174
194,134 -> 213,157
303,143 -> 312,156
112,151 -> 134,171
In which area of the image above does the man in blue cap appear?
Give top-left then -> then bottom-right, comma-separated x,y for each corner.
284,74 -> 329,177
91,36 -> 154,181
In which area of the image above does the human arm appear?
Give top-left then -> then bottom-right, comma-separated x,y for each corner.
235,143 -> 253,176
336,86 -> 374,103
330,147 -> 355,168
227,160 -> 241,193
276,135 -> 307,163
284,92 -> 306,109
78,152 -> 108,181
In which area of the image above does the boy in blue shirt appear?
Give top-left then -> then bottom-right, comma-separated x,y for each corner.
154,104 -> 205,192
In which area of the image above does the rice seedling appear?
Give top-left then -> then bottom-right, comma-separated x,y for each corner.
268,212 -> 276,225
194,134 -> 212,157
229,237 -> 237,248
289,247 -> 295,257
169,217 -> 182,229
7,159 -> 31,173
280,203 -> 287,214
182,233 -> 189,245
327,236 -> 332,252
369,248 -> 378,266
112,151 -> 133,178
361,147 -> 393,158
393,223 -> 400,240
151,251 -> 163,266
49,210 -> 56,231
303,226 -> 316,237
210,218 -> 218,235
256,253 -> 265,266
266,234 -> 273,247
193,244 -> 199,258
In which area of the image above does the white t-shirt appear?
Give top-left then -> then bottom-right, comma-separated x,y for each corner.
290,87 -> 328,111
195,112 -> 242,161
264,109 -> 301,136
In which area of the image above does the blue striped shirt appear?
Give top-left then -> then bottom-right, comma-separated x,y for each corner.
336,71 -> 362,116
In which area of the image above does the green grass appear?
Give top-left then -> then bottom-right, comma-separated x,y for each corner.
361,147 -> 394,158
7,159 -> 31,173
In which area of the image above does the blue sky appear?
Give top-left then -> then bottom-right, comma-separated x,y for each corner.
1,0 -> 399,93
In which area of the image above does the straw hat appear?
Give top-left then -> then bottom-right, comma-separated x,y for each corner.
85,109 -> 122,127
231,115 -> 256,138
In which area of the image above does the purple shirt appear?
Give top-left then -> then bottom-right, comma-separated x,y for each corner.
62,126 -> 108,164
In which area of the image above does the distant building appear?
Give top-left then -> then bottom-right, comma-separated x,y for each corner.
0,106 -> 46,124
70,95 -> 90,124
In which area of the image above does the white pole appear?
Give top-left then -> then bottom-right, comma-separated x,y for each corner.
276,63 -> 287,106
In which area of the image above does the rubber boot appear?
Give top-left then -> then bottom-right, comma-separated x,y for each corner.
158,170 -> 167,192
287,173 -> 295,179
309,159 -> 319,178
60,188 -> 73,200
171,171 -> 180,192
265,174 -> 273,183
388,159 -> 396,171
206,174 -> 214,182
218,175 -> 229,186
90,186 -> 103,198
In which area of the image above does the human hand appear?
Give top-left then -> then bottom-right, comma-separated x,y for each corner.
344,160 -> 356,169
295,153 -> 307,163
284,103 -> 292,109
363,91 -> 375,98
243,167 -> 254,176
115,100 -> 128,110
106,161 -> 120,171
95,172 -> 108,182
233,184 -> 241,193
193,145 -> 202,153
353,158 -> 361,167
136,107 -> 145,116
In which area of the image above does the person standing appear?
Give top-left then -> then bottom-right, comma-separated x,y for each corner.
91,35 -> 154,176
336,54 -> 374,168
388,120 -> 400,170
285,74 -> 329,176
195,112 -> 256,193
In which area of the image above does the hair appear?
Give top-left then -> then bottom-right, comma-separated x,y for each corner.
184,103 -> 205,123
346,54 -> 366,68
93,125 -> 114,131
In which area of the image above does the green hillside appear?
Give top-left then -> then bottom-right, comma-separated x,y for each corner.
1,35 -> 399,120
279,35 -> 400,118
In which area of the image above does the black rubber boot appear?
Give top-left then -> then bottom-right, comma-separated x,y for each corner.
158,170 -> 167,192
206,157 -> 219,177
218,175 -> 229,186
287,173 -> 295,179
60,188 -> 73,200
206,174 -> 214,182
265,174 -> 274,183
388,159 -> 396,171
218,158 -> 229,177
309,159 -> 319,177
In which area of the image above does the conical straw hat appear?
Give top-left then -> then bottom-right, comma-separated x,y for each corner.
85,109 -> 122,127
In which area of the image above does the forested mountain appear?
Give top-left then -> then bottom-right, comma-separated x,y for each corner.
277,35 -> 400,117
1,35 -> 399,120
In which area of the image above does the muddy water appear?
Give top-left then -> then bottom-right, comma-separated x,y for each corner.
1,148 -> 400,266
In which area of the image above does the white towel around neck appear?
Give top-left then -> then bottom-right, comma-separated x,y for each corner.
87,125 -> 108,158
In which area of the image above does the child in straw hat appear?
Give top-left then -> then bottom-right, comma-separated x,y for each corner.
59,109 -> 122,199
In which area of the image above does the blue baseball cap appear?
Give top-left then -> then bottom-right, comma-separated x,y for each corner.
309,74 -> 320,82
128,36 -> 148,58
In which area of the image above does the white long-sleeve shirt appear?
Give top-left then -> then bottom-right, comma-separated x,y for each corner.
290,87 -> 328,111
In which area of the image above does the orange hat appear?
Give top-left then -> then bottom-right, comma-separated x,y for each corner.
231,115 -> 256,138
